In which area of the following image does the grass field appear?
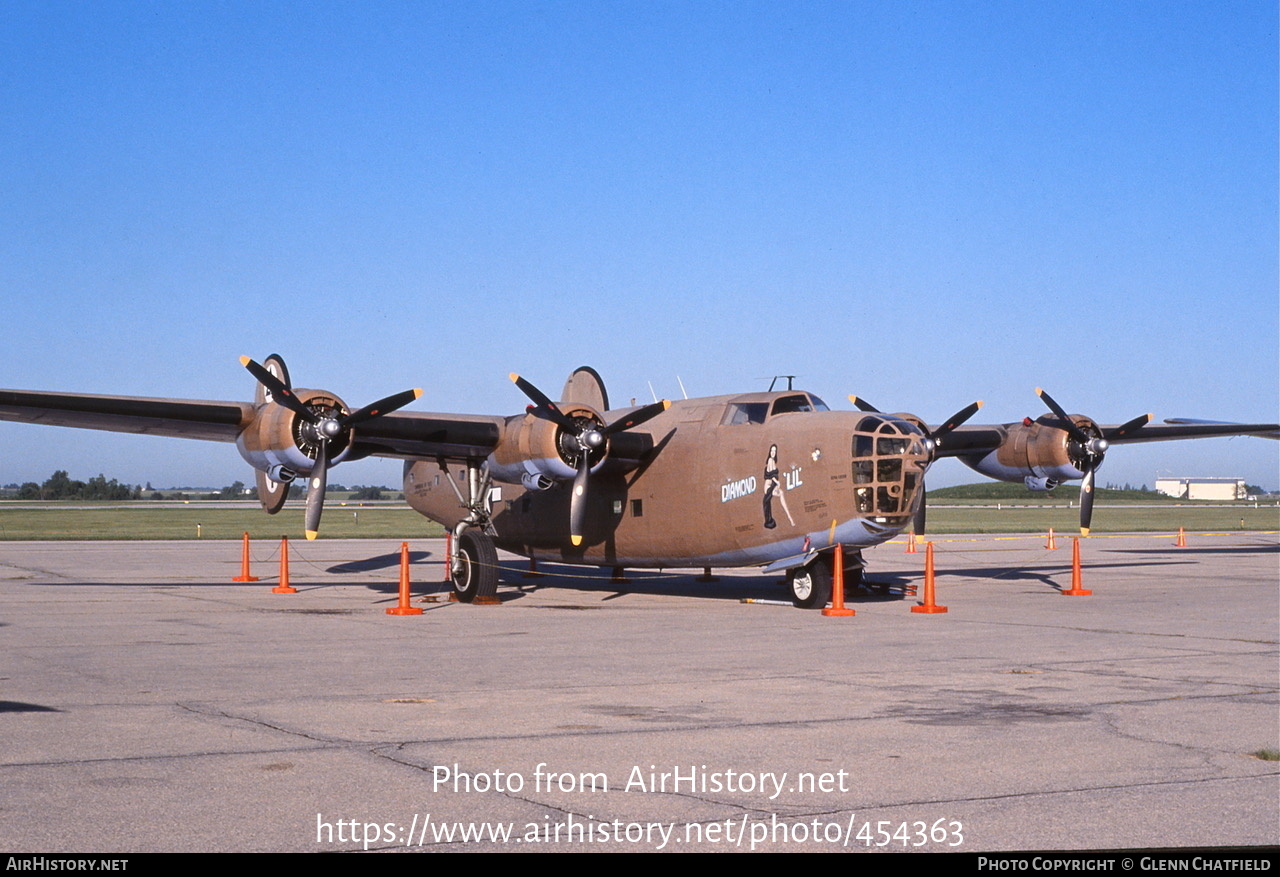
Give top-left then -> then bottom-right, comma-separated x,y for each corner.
0,500 -> 1275,540
0,502 -> 446,540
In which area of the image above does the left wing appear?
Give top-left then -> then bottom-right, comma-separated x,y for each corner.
0,389 -> 253,442
0,388 -> 505,460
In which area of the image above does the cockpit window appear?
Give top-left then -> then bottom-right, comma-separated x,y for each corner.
770,394 -> 813,416
809,395 -> 830,411
721,402 -> 769,425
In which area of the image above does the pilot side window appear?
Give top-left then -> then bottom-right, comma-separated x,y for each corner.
770,394 -> 813,416
721,403 -> 769,425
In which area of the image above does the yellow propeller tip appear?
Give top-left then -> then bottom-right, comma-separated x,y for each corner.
413,388 -> 424,399
976,400 -> 985,409
848,394 -> 859,405
570,535 -> 582,546
508,373 -> 520,382
662,400 -> 671,410
238,355 -> 251,366
305,530 -> 318,541
1035,387 -> 1045,396
1079,528 -> 1090,536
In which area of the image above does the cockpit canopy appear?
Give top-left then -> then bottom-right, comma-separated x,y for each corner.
721,393 -> 829,425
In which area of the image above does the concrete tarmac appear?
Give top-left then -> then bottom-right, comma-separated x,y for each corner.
1,533 -> 1276,852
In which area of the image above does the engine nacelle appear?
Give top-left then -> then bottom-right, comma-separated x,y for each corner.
960,415 -> 1098,485
235,389 -> 353,480
488,403 -> 608,487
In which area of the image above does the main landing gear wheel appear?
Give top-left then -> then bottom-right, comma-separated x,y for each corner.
452,530 -> 499,603
788,557 -> 832,609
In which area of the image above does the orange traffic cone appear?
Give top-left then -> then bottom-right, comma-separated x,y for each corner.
1062,537 -> 1092,596
905,533 -> 918,554
272,536 -> 297,594
387,542 -> 423,615
232,531 -> 259,582
1045,528 -> 1057,550
823,544 -> 855,617
1175,527 -> 1187,548
911,542 -> 947,614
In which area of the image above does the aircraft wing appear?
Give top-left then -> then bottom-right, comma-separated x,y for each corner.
932,419 -> 1279,457
0,389 -> 254,442
0,389 -> 506,461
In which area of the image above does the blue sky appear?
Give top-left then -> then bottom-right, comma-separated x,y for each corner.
1,1 -> 1276,490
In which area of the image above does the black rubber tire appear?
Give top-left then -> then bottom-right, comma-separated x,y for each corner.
788,557 -> 832,609
453,530 -> 499,603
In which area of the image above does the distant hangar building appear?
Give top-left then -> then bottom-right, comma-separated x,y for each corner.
1154,477 -> 1247,501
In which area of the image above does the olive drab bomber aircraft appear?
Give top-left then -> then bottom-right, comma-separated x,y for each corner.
1,356 -> 1276,608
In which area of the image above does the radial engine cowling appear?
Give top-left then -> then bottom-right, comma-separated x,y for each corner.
487,403 -> 608,488
960,414 -> 1100,485
235,390 -> 354,481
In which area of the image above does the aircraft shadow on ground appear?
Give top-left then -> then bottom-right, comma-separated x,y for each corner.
486,562 -> 918,604
1107,545 -> 1279,556
327,550 -> 433,574
871,558 -> 1194,593
0,700 -> 60,713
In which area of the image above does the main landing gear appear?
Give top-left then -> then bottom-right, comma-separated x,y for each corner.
452,529 -> 499,603
443,457 -> 500,603
786,549 -> 864,609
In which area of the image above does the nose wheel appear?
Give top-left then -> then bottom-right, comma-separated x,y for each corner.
788,556 -> 832,609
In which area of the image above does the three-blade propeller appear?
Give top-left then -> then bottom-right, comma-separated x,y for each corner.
847,395 -> 984,538
511,373 -> 670,546
241,356 -> 422,540
1035,388 -> 1150,535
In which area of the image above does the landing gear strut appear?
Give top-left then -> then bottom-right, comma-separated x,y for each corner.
443,457 -> 500,603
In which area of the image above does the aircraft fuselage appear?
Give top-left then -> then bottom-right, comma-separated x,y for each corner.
405,391 -> 932,568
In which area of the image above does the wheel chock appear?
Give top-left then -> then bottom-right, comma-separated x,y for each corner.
1062,537 -> 1092,596
911,542 -> 947,613
387,542 -> 423,616
272,536 -> 297,594
232,531 -> 259,582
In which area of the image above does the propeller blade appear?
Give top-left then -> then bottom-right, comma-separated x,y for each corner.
510,373 -> 577,430
601,400 -> 670,436
1035,387 -> 1090,444
1078,467 -> 1095,536
340,388 -> 423,428
933,400 -> 984,438
304,439 -> 328,540
1107,412 -> 1153,440
913,481 -> 927,538
569,451 -> 591,547
847,395 -> 881,413
242,356 -> 319,424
